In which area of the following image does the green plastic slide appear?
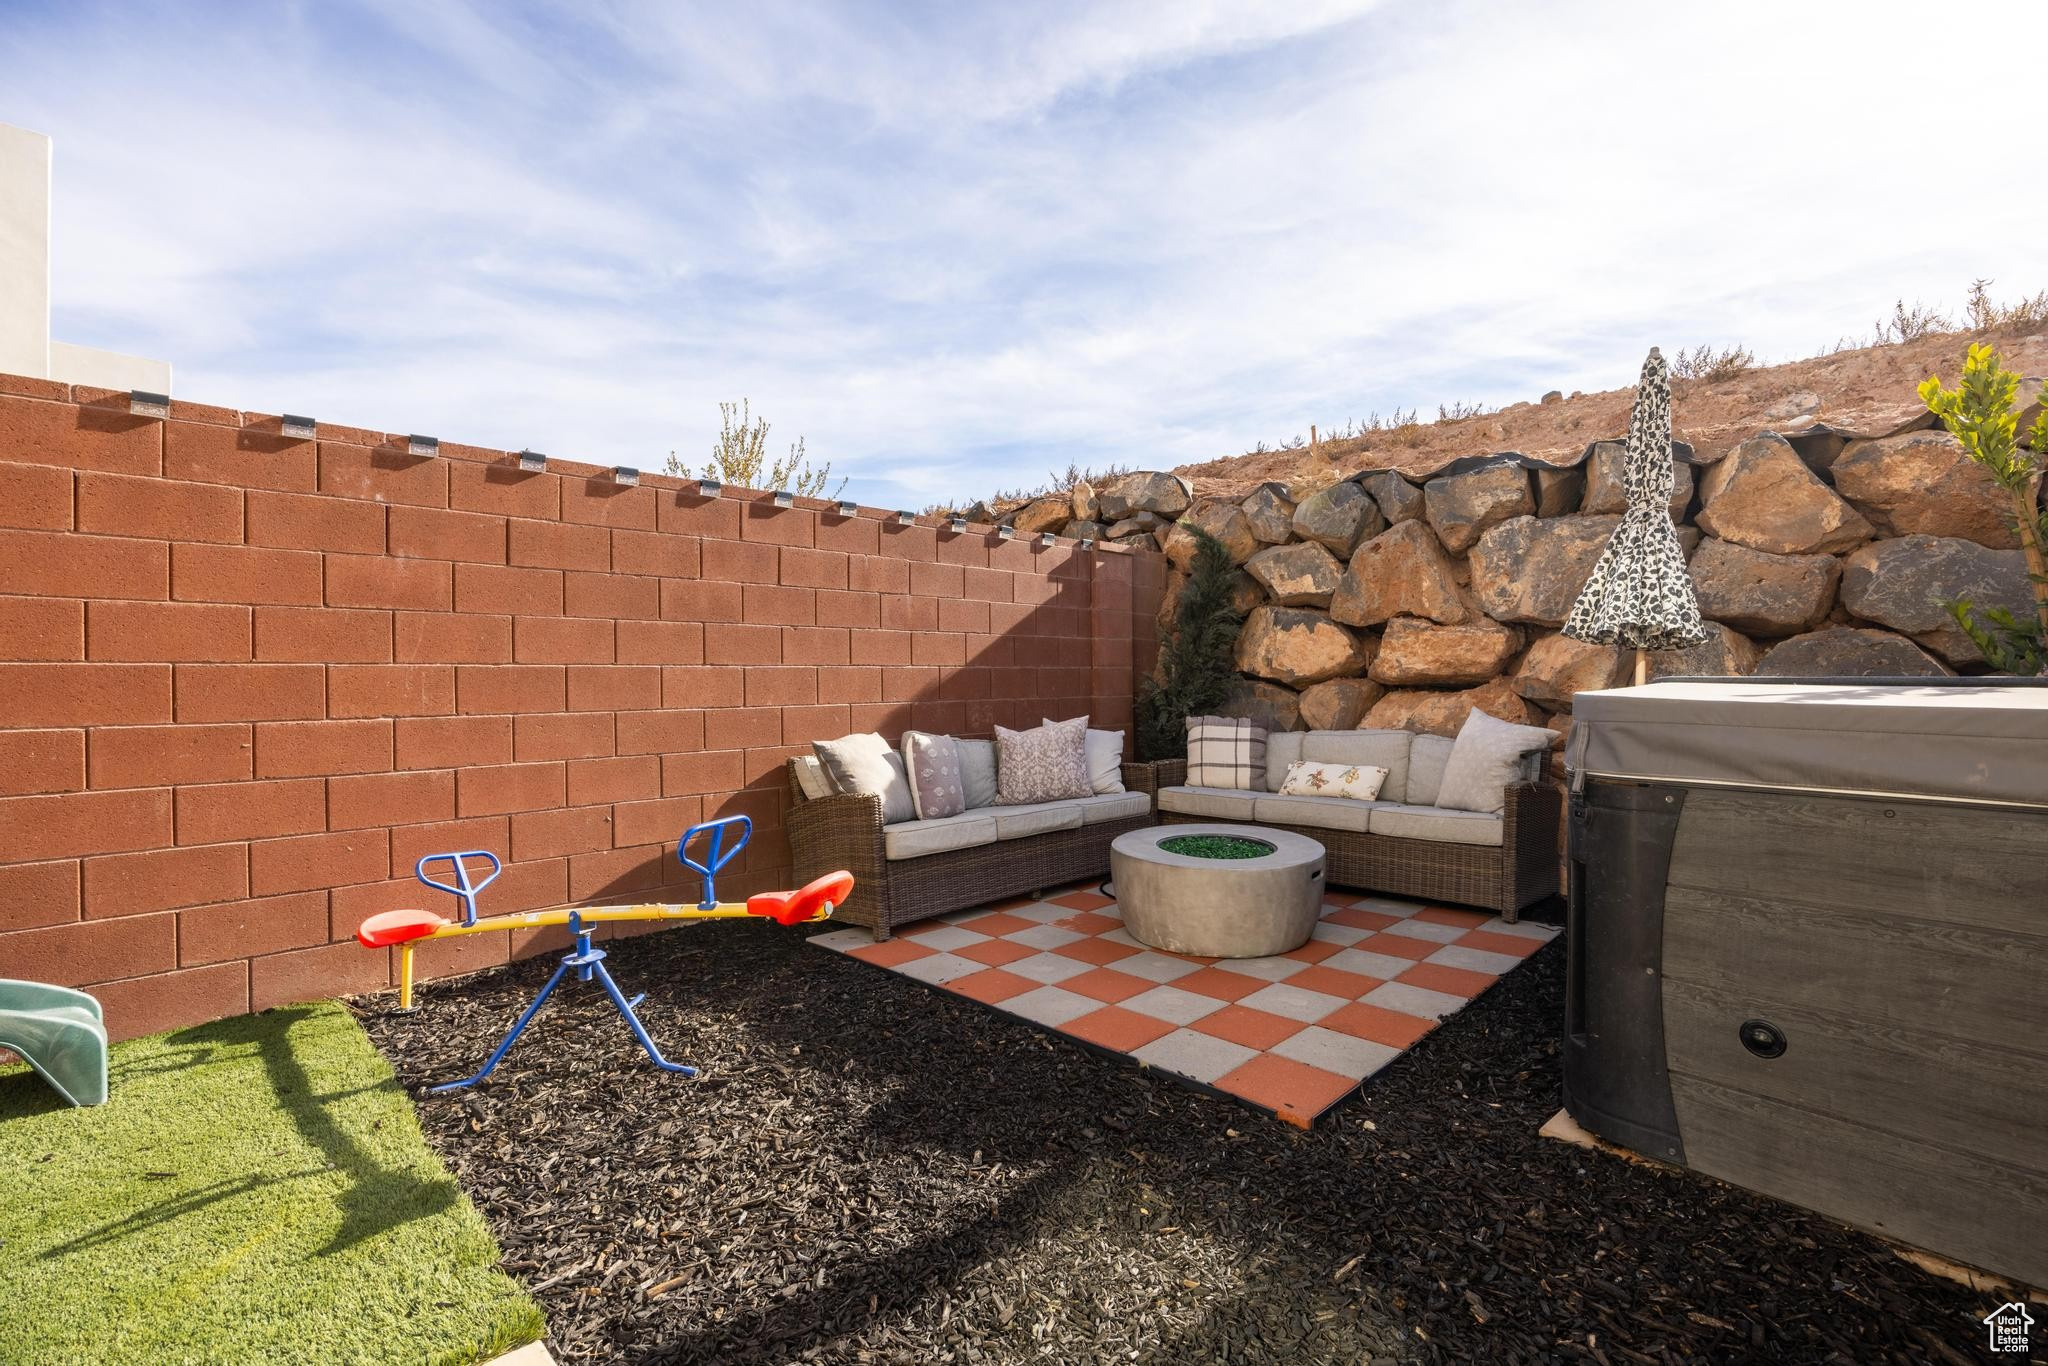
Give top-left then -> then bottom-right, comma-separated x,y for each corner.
0,980 -> 108,1106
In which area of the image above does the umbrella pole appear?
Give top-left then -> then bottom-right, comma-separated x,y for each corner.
1633,649 -> 1647,686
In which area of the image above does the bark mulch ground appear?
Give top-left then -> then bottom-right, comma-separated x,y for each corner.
357,918 -> 2010,1365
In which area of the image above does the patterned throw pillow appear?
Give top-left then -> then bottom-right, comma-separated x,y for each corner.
993,717 -> 1094,804
901,731 -> 967,820
1042,719 -> 1126,795
1435,708 -> 1556,814
1278,760 -> 1388,801
1184,715 -> 1267,790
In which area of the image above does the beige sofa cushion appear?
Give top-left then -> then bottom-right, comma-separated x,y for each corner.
1404,734 -> 1456,807
1157,785 -> 1260,821
1264,730 -> 1305,792
991,800 -> 1084,841
1303,729 -> 1412,803
1253,793 -> 1376,833
1368,803 -> 1503,847
1073,791 -> 1150,824
791,755 -> 834,801
883,811 -> 999,860
1437,709 -> 1555,814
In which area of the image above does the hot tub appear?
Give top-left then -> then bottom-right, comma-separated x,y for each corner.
1563,679 -> 2048,1287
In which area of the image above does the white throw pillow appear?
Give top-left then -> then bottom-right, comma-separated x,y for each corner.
811,733 -> 916,824
1278,760 -> 1387,801
1044,719 -> 1125,794
1435,709 -> 1554,814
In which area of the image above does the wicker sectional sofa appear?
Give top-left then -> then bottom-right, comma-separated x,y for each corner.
785,759 -> 1154,940
1127,728 -> 1562,923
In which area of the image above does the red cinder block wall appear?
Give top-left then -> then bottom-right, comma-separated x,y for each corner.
0,374 -> 1166,1039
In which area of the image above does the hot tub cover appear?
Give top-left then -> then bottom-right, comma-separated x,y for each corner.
1566,680 -> 2048,807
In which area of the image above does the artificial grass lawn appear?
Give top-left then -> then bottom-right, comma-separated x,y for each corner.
1157,833 -> 1276,859
0,1001 -> 543,1366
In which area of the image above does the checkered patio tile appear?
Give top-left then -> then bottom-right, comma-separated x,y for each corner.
810,882 -> 1558,1128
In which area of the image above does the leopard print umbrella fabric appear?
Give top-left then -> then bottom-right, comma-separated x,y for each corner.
1562,347 -> 1712,651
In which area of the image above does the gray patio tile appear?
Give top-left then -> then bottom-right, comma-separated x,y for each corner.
1425,944 -> 1525,975
1362,980 -> 1469,1020
900,925 -> 992,952
1321,947 -> 1419,980
1348,896 -> 1421,917
1115,951 -> 1203,983
894,951 -> 987,985
1310,921 -> 1372,946
1009,902 -> 1078,923
1002,985 -> 1099,1027
808,928 -> 871,951
1121,985 -> 1226,1026
1099,927 -> 1145,949
1381,918 -> 1465,944
1239,982 -> 1349,1024
1225,954 -> 1311,981
1007,923 -> 1085,950
1271,1026 -> 1402,1080
1479,917 -> 1557,940
1004,953 -> 1094,985
1132,1028 -> 1258,1084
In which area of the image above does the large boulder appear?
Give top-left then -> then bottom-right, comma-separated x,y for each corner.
1511,632 -> 1626,710
1687,537 -> 1841,637
1754,627 -> 1950,678
1839,535 -> 2033,666
1424,462 -> 1535,553
1098,471 -> 1193,521
1579,441 -> 1694,519
1161,501 -> 1257,571
1291,480 -> 1385,556
1297,678 -> 1384,731
1010,495 -> 1071,535
1467,514 -> 1619,627
1069,479 -> 1099,523
1226,570 -> 1265,618
1644,622 -> 1763,680
1331,519 -> 1470,627
1533,465 -> 1586,517
1235,606 -> 1375,688
1107,511 -> 1166,540
1369,616 -> 1523,687
1695,433 -> 1873,554
1219,678 -> 1303,732
1066,519 -> 1108,541
1358,471 -> 1426,525
1239,483 -> 1297,544
1363,677 -> 1539,737
1830,429 -> 2018,548
1245,541 -> 1344,607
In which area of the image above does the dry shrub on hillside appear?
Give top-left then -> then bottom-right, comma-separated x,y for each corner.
1672,344 -> 1755,383
1967,278 -> 2048,331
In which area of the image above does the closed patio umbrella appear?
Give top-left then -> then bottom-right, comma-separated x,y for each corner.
1562,346 -> 1711,683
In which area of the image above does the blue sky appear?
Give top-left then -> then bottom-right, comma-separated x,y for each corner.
6,1 -> 2045,508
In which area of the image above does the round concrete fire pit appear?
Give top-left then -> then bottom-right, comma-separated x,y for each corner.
1111,824 -> 1326,958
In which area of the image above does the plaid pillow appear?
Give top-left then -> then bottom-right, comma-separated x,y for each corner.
1184,715 -> 1268,790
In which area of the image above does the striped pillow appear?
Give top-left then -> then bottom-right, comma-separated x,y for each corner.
1184,715 -> 1267,791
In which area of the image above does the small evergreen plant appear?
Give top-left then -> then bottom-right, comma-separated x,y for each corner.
1136,528 -> 1243,760
1918,344 -> 2048,673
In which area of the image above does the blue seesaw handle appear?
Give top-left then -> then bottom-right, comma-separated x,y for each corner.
416,850 -> 501,927
678,815 -> 751,909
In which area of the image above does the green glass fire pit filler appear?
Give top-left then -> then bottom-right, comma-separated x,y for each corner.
1157,834 -> 1276,860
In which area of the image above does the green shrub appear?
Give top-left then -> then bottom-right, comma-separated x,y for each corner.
1136,528 -> 1242,761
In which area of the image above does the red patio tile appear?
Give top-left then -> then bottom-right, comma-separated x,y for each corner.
1358,931 -> 1437,961
1214,1054 -> 1357,1128
1285,965 -> 1385,1000
1415,906 -> 1491,930
953,937 -> 1040,968
1059,1005 -> 1177,1052
1049,889 -> 1115,912
948,967 -> 1039,1005
1324,907 -> 1401,932
848,939 -> 937,968
1053,910 -> 1121,936
1458,928 -> 1543,958
1052,936 -> 1141,966
1062,966 -> 1155,1004
956,911 -> 1037,937
1320,1000 -> 1435,1049
1172,967 -> 1268,1002
1280,937 -> 1343,963
1191,1005 -> 1305,1051
1396,962 -> 1497,998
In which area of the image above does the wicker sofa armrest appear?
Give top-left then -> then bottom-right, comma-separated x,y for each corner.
1499,776 -> 1565,916
1125,758 -> 1186,797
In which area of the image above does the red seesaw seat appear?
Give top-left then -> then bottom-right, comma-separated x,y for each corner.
747,870 -> 855,926
356,908 -> 449,948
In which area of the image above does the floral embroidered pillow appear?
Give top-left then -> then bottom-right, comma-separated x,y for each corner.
993,717 -> 1094,804
901,730 -> 967,820
1278,759 -> 1388,802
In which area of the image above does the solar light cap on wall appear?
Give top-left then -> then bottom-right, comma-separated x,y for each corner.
517,449 -> 548,473
281,414 -> 317,440
947,515 -> 968,534
1039,531 -> 1057,547
1078,537 -> 1097,550
997,525 -> 1015,540
128,390 -> 170,419
612,466 -> 641,487
771,489 -> 795,509
407,434 -> 439,457
698,477 -> 723,497
895,510 -> 915,526
834,499 -> 858,518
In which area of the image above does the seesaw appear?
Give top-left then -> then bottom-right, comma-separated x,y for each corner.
356,814 -> 852,1093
